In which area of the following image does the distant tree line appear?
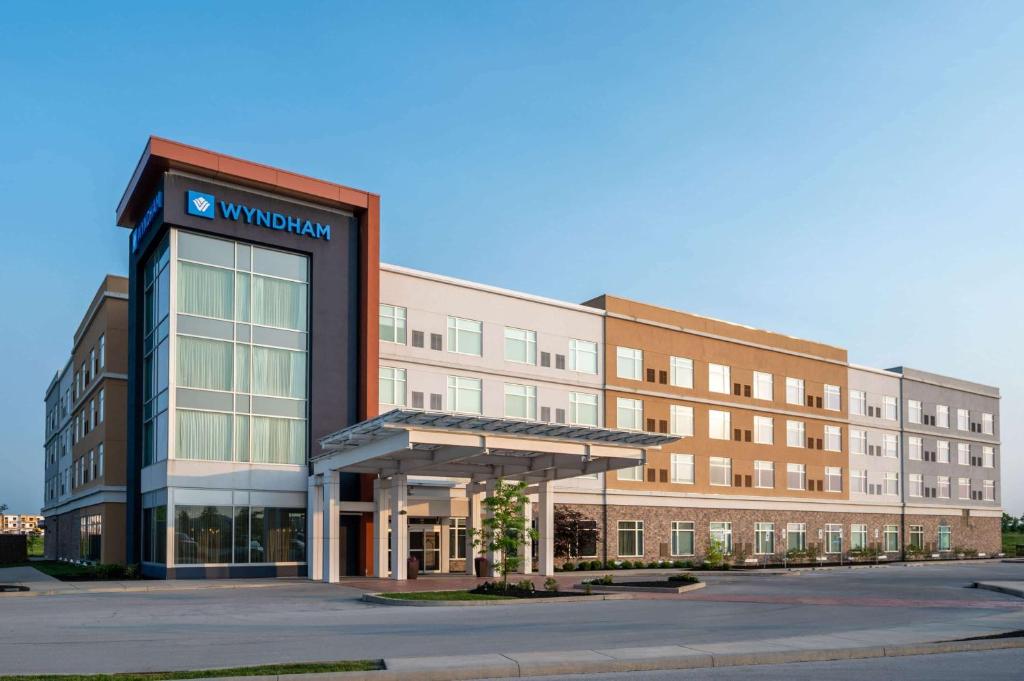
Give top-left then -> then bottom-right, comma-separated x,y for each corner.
1002,512 -> 1024,533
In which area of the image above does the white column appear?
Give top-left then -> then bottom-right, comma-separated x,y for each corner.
484,479 -> 500,577
465,484 -> 480,575
521,497 -> 533,574
308,475 -> 323,581
389,474 -> 408,580
439,516 -> 451,574
322,470 -> 340,583
538,480 -> 554,576
372,479 -> 389,578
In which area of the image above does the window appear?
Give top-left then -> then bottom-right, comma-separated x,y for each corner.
89,450 -> 96,480
504,327 -> 536,364
449,518 -> 467,559
98,443 -> 104,477
850,524 -> 867,550
569,339 -> 598,374
617,520 -> 644,557
754,416 -> 774,445
379,304 -> 407,344
754,460 -> 774,488
755,522 -> 775,555
884,472 -> 899,496
379,367 -> 407,408
909,525 -> 924,550
616,397 -> 643,431
825,524 -> 843,554
707,363 -> 731,394
671,521 -> 695,556
982,446 -> 994,468
446,375 -> 482,414
175,505 -> 305,565
787,523 -> 806,551
883,396 -> 897,421
851,469 -> 867,494
708,410 -> 731,440
569,392 -> 599,426
849,389 -> 866,416
937,476 -> 950,499
79,514 -> 102,562
938,525 -> 951,551
90,348 -> 97,378
983,480 -> 995,501
850,429 -> 867,455
936,404 -> 949,428
504,383 -> 537,420
786,420 -> 805,448
824,384 -> 840,411
958,477 -> 971,500
785,377 -> 804,405
669,404 -> 694,437
710,522 -> 733,553
937,440 -> 950,463
447,317 -> 482,356
884,525 -> 899,553
908,436 -> 923,461
98,389 -> 105,424
957,408 -> 969,431
825,466 -> 842,492
618,464 -> 643,481
89,399 -> 96,430
908,400 -> 922,424
882,433 -> 898,458
670,356 -> 693,388
824,425 -> 841,452
671,454 -> 694,484
98,334 -> 105,369
709,457 -> 732,486
753,371 -> 773,401
616,347 -> 643,380
982,413 -> 993,435
909,473 -> 923,497
787,463 -> 806,490
957,442 -> 970,466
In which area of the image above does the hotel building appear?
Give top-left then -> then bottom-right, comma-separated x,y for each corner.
44,137 -> 1002,576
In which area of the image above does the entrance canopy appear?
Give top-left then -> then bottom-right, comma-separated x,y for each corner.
314,409 -> 678,482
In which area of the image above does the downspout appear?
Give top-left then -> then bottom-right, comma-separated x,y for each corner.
898,374 -> 906,562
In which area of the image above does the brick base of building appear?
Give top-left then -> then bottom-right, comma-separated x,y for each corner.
555,503 -> 1002,565
44,502 -> 126,564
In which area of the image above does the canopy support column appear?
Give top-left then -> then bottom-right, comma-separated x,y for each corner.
521,497 -> 533,574
389,474 -> 408,580
322,470 -> 340,583
307,475 -> 323,581
538,480 -> 554,576
465,484 -> 481,575
372,478 -> 389,578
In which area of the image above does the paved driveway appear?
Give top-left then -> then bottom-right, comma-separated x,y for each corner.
0,561 -> 1022,674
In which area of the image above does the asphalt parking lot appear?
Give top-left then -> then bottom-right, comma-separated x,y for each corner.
1,561 -> 1022,674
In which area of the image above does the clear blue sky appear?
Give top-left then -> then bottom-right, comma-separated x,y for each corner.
1,2 -> 1021,516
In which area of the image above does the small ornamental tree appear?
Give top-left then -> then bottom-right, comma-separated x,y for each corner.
473,480 -> 538,589
554,507 -> 601,559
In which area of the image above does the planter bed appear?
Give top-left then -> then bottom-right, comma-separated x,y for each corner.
362,591 -> 630,606
575,581 -> 706,594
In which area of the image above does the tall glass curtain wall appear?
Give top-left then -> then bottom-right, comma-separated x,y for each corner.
173,505 -> 306,565
171,231 -> 309,466
142,238 -> 170,465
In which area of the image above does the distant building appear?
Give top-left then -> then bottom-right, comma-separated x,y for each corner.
1,514 -> 44,535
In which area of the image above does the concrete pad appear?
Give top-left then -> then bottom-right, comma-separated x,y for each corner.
385,653 -> 518,680
599,645 -> 714,670
975,581 -> 1024,598
504,649 -> 616,676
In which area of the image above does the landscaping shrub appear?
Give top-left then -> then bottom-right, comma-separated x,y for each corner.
543,577 -> 559,592
562,561 -> 575,571
576,562 -> 589,571
589,560 -> 603,570
620,560 -> 633,569
668,572 -> 700,584
647,561 -> 660,569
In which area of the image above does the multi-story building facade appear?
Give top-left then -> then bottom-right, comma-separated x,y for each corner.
41,275 -> 128,563
1,515 -> 44,534
80,137 -> 1001,579
892,367 -> 1001,554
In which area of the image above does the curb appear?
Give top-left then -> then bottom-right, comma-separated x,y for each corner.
361,592 -> 631,607
974,582 -> 1024,598
0,581 -> 292,598
572,581 -> 706,594
142,635 -> 1024,681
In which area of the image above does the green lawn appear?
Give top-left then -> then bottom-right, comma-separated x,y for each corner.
13,561 -> 138,581
380,590 -> 509,601
26,535 -> 43,558
1003,532 -> 1024,556
0,660 -> 381,681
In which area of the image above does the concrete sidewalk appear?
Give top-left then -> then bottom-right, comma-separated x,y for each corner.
0,565 -> 302,596
976,581 -> 1024,598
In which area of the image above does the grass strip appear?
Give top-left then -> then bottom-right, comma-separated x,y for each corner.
0,659 -> 382,681
379,590 -> 509,601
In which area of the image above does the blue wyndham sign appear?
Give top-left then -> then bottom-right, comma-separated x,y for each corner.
185,189 -> 331,241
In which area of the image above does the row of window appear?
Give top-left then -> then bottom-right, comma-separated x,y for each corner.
612,520 -> 953,558
380,304 -> 600,374
905,400 -> 994,434
379,367 -> 601,425
71,389 -> 105,445
905,437 -> 996,467
47,444 -> 107,502
70,335 -> 106,406
619,456 -> 843,492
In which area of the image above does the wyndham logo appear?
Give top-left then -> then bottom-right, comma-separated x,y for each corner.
187,190 -> 215,219
185,189 -> 331,241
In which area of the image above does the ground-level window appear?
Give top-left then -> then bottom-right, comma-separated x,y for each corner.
909,525 -> 924,549
938,525 -> 951,552
143,506 -> 167,563
449,518 -> 467,559
618,520 -> 644,557
850,524 -> 867,550
671,521 -> 695,556
755,522 -> 774,555
175,505 -> 305,565
79,514 -> 102,561
884,524 -> 899,553
709,522 -> 733,554
825,524 -> 843,554
787,523 -> 806,551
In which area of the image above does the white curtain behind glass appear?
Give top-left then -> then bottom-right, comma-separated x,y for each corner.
177,336 -> 233,391
253,276 -> 306,330
252,347 -> 306,398
177,410 -> 232,461
251,416 -> 305,464
178,262 -> 233,319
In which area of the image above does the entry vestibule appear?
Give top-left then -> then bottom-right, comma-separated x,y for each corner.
308,409 -> 676,581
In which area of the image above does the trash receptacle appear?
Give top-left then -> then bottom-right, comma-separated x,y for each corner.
474,556 -> 489,577
407,555 -> 419,580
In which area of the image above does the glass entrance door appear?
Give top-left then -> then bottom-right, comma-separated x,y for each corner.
409,524 -> 441,572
